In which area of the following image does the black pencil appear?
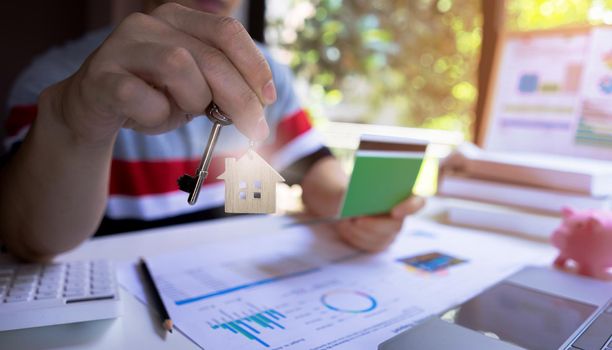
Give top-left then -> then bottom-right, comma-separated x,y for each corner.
140,257 -> 173,333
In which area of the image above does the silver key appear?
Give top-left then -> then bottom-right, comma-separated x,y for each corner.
178,103 -> 233,205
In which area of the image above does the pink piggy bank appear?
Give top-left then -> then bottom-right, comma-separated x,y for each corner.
551,207 -> 612,280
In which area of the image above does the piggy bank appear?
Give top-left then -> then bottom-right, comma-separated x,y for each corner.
551,207 -> 612,279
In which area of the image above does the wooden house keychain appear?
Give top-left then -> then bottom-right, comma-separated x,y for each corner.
178,103 -> 285,213
218,141 -> 285,214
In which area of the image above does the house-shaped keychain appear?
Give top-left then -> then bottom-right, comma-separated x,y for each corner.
217,149 -> 285,214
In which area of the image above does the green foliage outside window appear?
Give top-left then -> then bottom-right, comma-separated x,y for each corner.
508,0 -> 611,31
266,0 -> 611,139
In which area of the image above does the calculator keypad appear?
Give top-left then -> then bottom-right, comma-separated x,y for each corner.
0,261 -> 115,303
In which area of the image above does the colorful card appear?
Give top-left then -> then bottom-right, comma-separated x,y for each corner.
397,252 -> 467,272
339,135 -> 428,218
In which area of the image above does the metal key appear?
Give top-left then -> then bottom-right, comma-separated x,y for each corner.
178,103 -> 232,205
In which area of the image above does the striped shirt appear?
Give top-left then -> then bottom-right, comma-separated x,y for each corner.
3,26 -> 330,235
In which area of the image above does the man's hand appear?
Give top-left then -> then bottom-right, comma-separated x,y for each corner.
335,196 -> 426,252
47,2 -> 276,146
301,157 -> 426,252
0,3 -> 278,261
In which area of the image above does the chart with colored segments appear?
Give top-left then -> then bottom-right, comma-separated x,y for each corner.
165,262 -> 427,350
575,28 -> 612,150
484,26 -> 612,161
120,220 -> 554,350
210,308 -> 287,348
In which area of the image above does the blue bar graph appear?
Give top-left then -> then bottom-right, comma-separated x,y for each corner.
211,309 -> 287,348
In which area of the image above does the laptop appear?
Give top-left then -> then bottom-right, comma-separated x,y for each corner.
379,266 -> 612,350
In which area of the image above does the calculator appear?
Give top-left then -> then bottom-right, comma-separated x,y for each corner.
0,260 -> 122,331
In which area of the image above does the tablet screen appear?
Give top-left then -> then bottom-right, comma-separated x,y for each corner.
440,282 -> 597,350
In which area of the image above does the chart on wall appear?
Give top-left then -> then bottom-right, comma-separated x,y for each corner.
575,28 -> 612,151
484,27 -> 612,161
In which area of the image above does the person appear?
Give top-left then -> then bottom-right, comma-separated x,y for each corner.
0,0 -> 425,262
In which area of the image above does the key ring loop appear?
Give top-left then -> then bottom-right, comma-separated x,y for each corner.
206,103 -> 233,126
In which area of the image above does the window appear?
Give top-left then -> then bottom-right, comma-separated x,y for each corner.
506,0 -> 610,32
266,0 -> 611,139
254,192 -> 262,199
239,191 -> 247,200
266,0 -> 482,137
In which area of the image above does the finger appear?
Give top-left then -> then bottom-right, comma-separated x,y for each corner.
353,217 -> 403,238
151,3 -> 276,106
96,72 -> 170,129
150,4 -> 272,140
188,43 -> 268,140
391,196 -> 426,219
115,42 -> 211,115
337,221 -> 373,251
342,225 -> 396,252
125,98 -> 193,134
337,218 -> 400,252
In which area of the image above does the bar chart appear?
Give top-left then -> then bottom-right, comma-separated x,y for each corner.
210,308 -> 287,348
128,219 -> 549,349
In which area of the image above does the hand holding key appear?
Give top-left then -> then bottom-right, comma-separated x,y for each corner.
0,3 -> 278,261
47,3 -> 275,147
178,103 -> 232,205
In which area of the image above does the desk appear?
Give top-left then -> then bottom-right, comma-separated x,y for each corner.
0,205 -> 556,350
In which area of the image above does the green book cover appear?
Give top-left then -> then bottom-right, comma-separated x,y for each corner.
340,137 -> 427,218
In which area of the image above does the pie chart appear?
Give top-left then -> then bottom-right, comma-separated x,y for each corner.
320,290 -> 377,313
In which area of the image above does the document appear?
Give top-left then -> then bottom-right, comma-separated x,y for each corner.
119,219 -> 555,349
575,27 -> 612,153
484,27 -> 612,161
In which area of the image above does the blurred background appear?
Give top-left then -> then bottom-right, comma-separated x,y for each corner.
266,0 -> 611,138
1,0 -> 611,141
1,0 -> 610,206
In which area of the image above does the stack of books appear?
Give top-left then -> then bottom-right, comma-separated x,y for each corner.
437,151 -> 612,240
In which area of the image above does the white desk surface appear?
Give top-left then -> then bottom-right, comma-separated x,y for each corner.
0,205 -> 554,350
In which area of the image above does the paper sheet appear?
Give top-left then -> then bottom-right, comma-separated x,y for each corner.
118,219 -> 555,350
484,27 -> 612,161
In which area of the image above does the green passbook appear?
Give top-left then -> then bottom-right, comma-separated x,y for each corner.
340,135 -> 428,218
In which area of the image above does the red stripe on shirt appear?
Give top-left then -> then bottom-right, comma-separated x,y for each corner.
109,155 -> 235,196
5,105 -> 37,137
276,109 -> 312,146
260,109 -> 313,158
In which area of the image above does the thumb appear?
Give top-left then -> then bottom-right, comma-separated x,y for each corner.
391,196 -> 425,219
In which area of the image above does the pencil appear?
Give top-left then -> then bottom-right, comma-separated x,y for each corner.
140,257 -> 173,333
